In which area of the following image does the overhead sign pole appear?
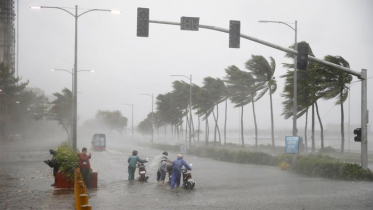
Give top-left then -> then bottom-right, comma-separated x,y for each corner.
146,19 -> 368,169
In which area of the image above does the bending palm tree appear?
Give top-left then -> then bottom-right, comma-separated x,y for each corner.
319,55 -> 352,153
245,55 -> 277,147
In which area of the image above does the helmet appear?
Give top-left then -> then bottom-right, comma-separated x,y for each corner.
177,153 -> 183,159
163,151 -> 168,156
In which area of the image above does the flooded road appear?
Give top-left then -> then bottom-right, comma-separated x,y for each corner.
1,139 -> 372,210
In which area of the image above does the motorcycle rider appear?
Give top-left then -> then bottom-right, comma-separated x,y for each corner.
171,153 -> 191,189
157,151 -> 172,185
128,150 -> 147,181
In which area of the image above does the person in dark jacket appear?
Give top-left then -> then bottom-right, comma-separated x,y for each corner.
78,147 -> 91,188
128,150 -> 147,181
171,153 -> 191,189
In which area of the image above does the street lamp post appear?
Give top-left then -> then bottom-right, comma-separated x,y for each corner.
32,5 -> 120,151
171,74 -> 193,147
140,94 -> 154,143
123,103 -> 134,140
259,20 -> 298,137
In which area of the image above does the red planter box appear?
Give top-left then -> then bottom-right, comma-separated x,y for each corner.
91,172 -> 98,188
54,171 -> 98,189
55,172 -> 74,189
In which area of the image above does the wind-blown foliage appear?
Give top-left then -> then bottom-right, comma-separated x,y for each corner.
49,88 -> 73,142
246,55 -> 277,147
1,63 -> 48,141
95,110 -> 128,134
224,65 -> 257,147
138,112 -> 154,136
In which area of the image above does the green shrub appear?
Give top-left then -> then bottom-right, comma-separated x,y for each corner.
149,143 -> 373,182
291,154 -> 373,181
55,144 -> 79,181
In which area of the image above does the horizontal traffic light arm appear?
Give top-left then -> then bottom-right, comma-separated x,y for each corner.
149,20 -> 364,79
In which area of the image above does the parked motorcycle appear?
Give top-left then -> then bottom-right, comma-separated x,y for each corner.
182,164 -> 195,190
138,158 -> 149,181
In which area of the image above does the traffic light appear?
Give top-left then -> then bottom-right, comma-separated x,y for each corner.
297,42 -> 309,70
229,20 -> 240,48
137,8 -> 149,37
181,17 -> 199,31
354,128 -> 361,142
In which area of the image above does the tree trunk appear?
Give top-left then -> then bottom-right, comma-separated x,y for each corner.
241,106 -> 244,147
198,114 -> 200,142
212,107 -> 221,146
191,114 -> 195,142
304,108 -> 309,152
312,104 -> 315,152
62,124 -> 71,145
269,87 -> 275,147
207,117 -> 210,143
171,125 -> 174,139
252,99 -> 258,148
186,115 -> 189,146
341,89 -> 345,153
315,102 -> 324,149
205,114 -> 209,145
214,106 -> 217,145
165,126 -> 167,138
224,99 -> 227,145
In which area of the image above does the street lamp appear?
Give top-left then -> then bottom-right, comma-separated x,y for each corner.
170,74 -> 193,147
259,20 -> 298,137
123,104 -> 134,140
139,94 -> 154,143
32,5 -> 120,151
50,68 -> 95,93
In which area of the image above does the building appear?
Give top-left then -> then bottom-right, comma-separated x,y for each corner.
0,0 -> 15,71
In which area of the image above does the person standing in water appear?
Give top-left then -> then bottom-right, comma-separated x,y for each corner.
78,148 -> 91,188
171,153 -> 191,189
156,151 -> 172,185
128,150 -> 147,181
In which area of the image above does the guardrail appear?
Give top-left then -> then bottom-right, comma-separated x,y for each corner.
74,168 -> 92,210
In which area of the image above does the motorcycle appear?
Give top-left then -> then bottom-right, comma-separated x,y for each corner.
182,164 -> 195,190
138,158 -> 149,181
166,163 -> 173,183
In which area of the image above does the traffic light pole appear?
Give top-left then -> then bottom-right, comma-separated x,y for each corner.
148,19 -> 369,169
361,69 -> 368,169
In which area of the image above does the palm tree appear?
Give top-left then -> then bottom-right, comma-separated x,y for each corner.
281,42 -> 326,152
156,92 -> 184,141
245,55 -> 277,147
318,55 -> 352,153
193,85 -> 214,145
224,65 -> 256,147
49,88 -> 73,143
202,77 -> 226,145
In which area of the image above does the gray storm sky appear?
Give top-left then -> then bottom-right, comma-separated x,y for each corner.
19,0 -> 372,132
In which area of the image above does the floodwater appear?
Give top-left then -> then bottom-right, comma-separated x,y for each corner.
1,139 -> 372,210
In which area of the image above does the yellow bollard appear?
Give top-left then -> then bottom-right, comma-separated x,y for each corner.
81,205 -> 92,210
79,194 -> 89,205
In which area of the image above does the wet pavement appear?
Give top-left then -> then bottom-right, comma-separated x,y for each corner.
1,139 -> 372,210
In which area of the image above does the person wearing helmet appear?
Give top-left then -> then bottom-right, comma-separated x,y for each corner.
171,153 -> 191,189
156,151 -> 172,184
128,150 -> 147,181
